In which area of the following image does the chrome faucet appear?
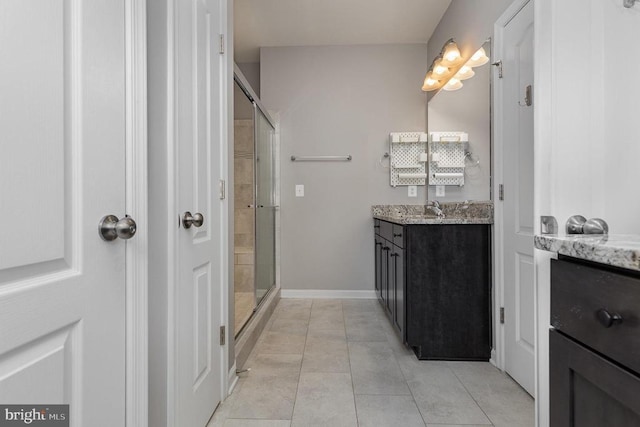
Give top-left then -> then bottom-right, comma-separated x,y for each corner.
426,200 -> 444,218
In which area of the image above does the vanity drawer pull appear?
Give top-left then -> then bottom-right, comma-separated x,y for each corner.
390,253 -> 399,257
393,233 -> 402,237
596,309 -> 623,328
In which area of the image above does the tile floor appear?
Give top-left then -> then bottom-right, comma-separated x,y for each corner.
208,299 -> 534,427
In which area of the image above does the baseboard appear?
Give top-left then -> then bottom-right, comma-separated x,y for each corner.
227,362 -> 238,397
280,289 -> 377,299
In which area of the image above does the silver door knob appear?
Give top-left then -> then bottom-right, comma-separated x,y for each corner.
99,215 -> 137,241
182,211 -> 204,229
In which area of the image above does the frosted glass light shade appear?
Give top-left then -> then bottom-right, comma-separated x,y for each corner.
440,40 -> 462,66
455,65 -> 475,80
432,57 -> 450,78
466,47 -> 489,67
421,71 -> 440,91
442,78 -> 463,91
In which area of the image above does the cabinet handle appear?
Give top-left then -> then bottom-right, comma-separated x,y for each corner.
390,253 -> 399,257
375,242 -> 382,246
596,309 -> 623,328
383,247 -> 390,251
374,225 -> 380,229
393,233 -> 402,237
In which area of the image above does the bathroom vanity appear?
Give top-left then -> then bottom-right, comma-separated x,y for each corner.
373,203 -> 493,360
536,234 -> 640,425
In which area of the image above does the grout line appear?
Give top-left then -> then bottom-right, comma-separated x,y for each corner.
387,336 -> 428,427
342,299 -> 361,427
289,298 -> 313,424
448,363 -> 495,427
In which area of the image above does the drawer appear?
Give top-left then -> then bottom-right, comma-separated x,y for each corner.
392,224 -> 404,248
379,220 -> 393,242
374,219 -> 381,235
551,258 -> 640,373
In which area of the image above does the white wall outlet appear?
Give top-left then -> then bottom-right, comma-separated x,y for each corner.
436,185 -> 445,197
295,184 -> 304,197
408,185 -> 417,197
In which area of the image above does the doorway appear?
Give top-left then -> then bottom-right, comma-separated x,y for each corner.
494,0 -> 535,397
233,71 -> 277,336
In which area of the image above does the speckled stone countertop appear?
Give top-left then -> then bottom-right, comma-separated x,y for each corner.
535,234 -> 640,272
372,202 -> 493,225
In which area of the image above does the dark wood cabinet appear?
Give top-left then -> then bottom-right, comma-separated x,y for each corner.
550,256 -> 640,426
373,219 -> 491,360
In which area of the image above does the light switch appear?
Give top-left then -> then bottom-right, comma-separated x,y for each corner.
408,186 -> 417,197
436,185 -> 445,197
295,184 -> 304,197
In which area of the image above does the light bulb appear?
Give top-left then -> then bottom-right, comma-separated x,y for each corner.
466,47 -> 489,67
443,78 -> 463,91
455,65 -> 475,80
441,40 -> 462,66
421,71 -> 440,91
432,58 -> 449,77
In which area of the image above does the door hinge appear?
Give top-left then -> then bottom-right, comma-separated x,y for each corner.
219,179 -> 226,200
498,184 -> 504,201
500,307 -> 505,324
220,326 -> 226,345
492,60 -> 503,78
219,34 -> 225,54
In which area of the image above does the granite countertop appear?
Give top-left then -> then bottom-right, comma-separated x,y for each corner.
372,202 -> 493,225
535,234 -> 640,272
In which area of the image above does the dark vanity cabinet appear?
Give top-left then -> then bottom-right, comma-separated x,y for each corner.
550,256 -> 640,426
373,219 -> 491,360
374,220 -> 405,336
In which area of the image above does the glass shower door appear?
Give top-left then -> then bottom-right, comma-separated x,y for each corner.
254,107 -> 276,305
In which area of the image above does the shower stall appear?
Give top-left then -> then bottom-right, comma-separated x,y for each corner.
233,68 -> 277,336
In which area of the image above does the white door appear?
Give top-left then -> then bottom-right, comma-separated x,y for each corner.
499,0 -> 535,396
0,0 -> 128,425
175,0 -> 223,424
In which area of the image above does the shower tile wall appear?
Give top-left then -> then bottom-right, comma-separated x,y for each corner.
235,119 -> 256,333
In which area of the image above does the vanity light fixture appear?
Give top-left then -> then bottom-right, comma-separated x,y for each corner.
422,43 -> 490,92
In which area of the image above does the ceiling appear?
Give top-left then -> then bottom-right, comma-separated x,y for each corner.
234,0 -> 453,63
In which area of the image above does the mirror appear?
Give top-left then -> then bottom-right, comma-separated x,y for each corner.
427,40 -> 492,202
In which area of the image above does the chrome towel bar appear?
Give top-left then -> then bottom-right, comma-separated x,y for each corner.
290,155 -> 352,162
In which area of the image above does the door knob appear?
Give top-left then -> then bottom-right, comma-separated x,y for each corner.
182,211 -> 204,229
99,215 -> 137,241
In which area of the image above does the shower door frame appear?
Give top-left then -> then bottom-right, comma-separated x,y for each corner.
233,65 -> 277,336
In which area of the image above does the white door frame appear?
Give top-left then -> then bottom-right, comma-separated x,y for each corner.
125,0 -> 149,425
491,0 -> 533,372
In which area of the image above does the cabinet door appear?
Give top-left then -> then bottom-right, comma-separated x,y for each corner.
374,236 -> 382,299
550,329 -> 640,426
392,245 -> 405,336
381,242 -> 389,308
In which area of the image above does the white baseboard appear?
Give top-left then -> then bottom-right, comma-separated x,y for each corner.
227,363 -> 238,398
280,289 -> 377,299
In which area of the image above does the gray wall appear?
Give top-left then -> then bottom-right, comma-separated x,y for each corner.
261,44 -> 428,292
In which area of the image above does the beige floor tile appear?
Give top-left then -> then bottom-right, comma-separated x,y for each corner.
228,374 -> 298,420
348,341 -> 411,395
355,395 -> 425,427
407,368 -> 492,425
291,372 -> 357,427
